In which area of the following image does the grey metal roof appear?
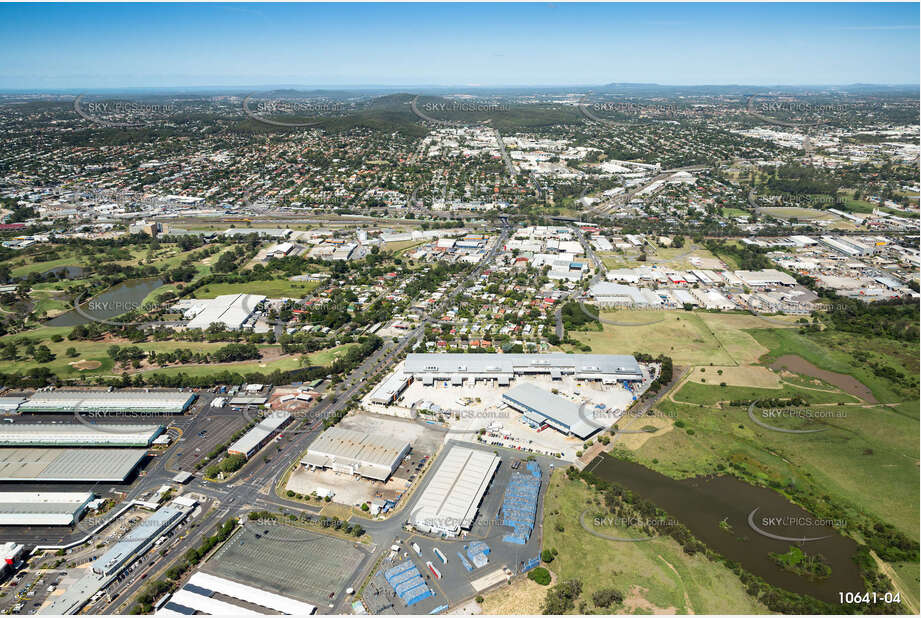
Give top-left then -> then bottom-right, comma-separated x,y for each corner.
0,424 -> 163,447
0,448 -> 147,481
21,391 -> 194,413
93,506 -> 185,575
303,427 -> 410,480
503,383 -> 599,439
404,353 -> 641,378
410,446 -> 500,535
227,412 -> 290,456
0,492 -> 93,525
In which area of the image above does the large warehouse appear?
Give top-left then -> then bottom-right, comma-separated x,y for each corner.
227,412 -> 292,459
403,353 -> 643,385
0,448 -> 147,482
185,293 -> 267,330
300,427 -> 411,482
502,383 -> 601,439
0,423 -> 164,447
157,572 -> 316,616
410,446 -> 500,538
0,491 -> 95,526
20,391 -> 196,415
92,505 -> 188,576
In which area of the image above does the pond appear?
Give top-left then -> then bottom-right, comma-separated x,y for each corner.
47,278 -> 164,327
584,453 -> 863,603
42,265 -> 87,279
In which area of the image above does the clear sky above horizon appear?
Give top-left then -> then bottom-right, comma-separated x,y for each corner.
1,2 -> 918,90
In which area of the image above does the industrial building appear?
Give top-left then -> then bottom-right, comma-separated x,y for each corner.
20,391 -> 196,415
184,293 -> 267,330
818,236 -> 875,257
502,383 -> 601,439
156,572 -> 316,616
369,371 -> 411,405
0,542 -> 26,579
227,412 -> 292,458
92,505 -> 188,576
300,427 -> 411,482
0,491 -> 95,526
410,446 -> 500,537
0,397 -> 25,413
734,269 -> 797,287
403,353 -> 643,385
0,448 -> 147,482
0,423 -> 164,447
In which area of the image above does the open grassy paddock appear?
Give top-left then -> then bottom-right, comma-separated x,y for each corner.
541,470 -> 769,614
193,279 -> 320,299
572,310 -> 791,366
568,302 -> 919,609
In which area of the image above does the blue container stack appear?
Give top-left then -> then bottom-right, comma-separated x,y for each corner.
384,560 -> 434,606
464,541 -> 491,568
501,462 -> 542,544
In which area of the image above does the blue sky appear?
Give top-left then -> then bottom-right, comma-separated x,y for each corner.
1,3 -> 918,89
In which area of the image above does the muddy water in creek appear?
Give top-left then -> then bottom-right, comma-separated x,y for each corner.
584,453 -> 863,603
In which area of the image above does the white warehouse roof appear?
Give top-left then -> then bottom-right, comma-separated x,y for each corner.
21,391 -> 195,414
186,293 -> 267,330
0,448 -> 147,482
503,383 -> 600,439
404,353 -> 642,381
0,491 -> 95,526
227,412 -> 291,457
0,423 -> 164,447
410,446 -> 499,537
181,572 -> 316,615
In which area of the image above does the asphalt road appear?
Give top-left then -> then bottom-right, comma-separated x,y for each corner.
89,225 -> 513,614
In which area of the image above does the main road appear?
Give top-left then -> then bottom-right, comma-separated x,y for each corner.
97,224 -> 511,614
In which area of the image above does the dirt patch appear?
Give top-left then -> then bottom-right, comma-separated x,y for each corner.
769,354 -> 877,403
621,584 -> 679,614
613,415 -> 674,451
579,442 -> 606,465
69,359 -> 102,371
479,575 -> 548,614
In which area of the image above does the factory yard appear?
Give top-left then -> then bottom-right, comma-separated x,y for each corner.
287,413 -> 443,507
363,442 -> 556,615
363,366 -> 643,459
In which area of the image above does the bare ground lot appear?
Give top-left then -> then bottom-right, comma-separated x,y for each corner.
770,354 -> 877,403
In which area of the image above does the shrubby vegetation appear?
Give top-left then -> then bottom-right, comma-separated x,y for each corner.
567,465 -> 903,614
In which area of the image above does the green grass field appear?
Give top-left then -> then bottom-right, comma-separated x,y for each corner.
138,343 -> 355,379
749,328 -> 918,405
614,321 -> 919,544
9,253 -> 85,277
721,207 -> 751,218
0,330 -> 355,380
194,279 -> 319,299
542,471 -> 769,614
572,311 -> 790,366
637,383 -> 919,543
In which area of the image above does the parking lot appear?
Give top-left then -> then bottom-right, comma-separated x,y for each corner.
1,568 -> 67,615
204,524 -> 372,609
168,406 -> 250,474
